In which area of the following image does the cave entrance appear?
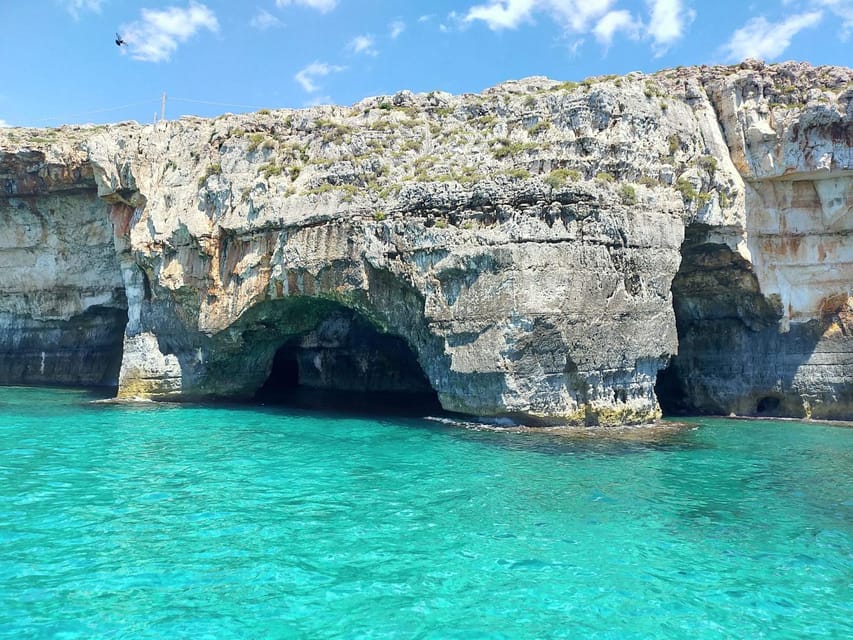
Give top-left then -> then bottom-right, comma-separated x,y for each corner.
755,395 -> 782,416
251,308 -> 442,417
654,360 -> 687,416
654,222 -> 784,417
256,344 -> 300,397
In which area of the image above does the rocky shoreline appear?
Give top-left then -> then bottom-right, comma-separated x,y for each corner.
1,59 -> 851,425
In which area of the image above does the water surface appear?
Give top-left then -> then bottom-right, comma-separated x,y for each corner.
1,387 -> 850,638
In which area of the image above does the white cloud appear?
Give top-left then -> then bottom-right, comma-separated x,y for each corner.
250,9 -> 283,30
567,38 -> 585,56
813,0 -> 853,39
305,95 -> 332,107
464,0 -> 536,30
721,11 -> 823,61
646,0 -> 695,53
418,14 -> 434,23
0,119 -> 10,128
63,0 -> 105,19
120,2 -> 219,63
462,0 -> 701,52
548,0 -> 616,32
348,34 -> 378,56
439,11 -> 465,32
462,0 -> 704,56
276,0 -> 337,13
294,61 -> 345,93
389,19 -> 406,39
593,9 -> 640,46
463,0 -> 615,32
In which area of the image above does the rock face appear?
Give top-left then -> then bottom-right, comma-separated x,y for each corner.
0,147 -> 126,386
658,61 -> 853,419
0,60 -> 850,424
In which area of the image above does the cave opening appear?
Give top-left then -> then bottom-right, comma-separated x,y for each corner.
755,395 -> 781,416
0,302 -> 128,390
250,307 -> 443,417
654,360 -> 688,416
654,222 -> 785,418
256,343 -> 300,397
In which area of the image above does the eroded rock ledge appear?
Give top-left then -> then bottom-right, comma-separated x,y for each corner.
1,60 -> 850,424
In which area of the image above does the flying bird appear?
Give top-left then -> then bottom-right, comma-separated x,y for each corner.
115,33 -> 126,47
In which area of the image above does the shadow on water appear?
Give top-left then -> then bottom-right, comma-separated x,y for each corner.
251,376 -> 703,457
253,386 -> 447,420
0,384 -> 702,459
425,418 -> 703,458
0,385 -> 117,416
230,383 -> 702,458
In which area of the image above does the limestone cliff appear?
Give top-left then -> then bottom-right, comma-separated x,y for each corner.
660,61 -> 853,419
0,143 -> 126,386
0,60 -> 850,424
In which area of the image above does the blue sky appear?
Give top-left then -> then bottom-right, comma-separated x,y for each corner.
0,0 -> 850,127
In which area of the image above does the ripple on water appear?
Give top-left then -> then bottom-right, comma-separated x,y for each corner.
0,388 -> 851,639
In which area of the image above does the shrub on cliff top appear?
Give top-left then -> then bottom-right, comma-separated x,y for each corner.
369,119 -> 394,132
698,155 -> 717,176
456,168 -> 485,185
527,121 -> 551,135
644,82 -> 664,98
667,134 -> 680,156
492,139 -> 538,159
247,133 -> 267,152
258,162 -> 282,179
544,168 -> 580,189
553,81 -> 579,92
197,163 -> 222,187
315,119 -> 353,144
306,183 -> 360,202
675,177 -> 697,200
506,168 -> 530,180
675,178 -> 713,206
619,184 -> 638,205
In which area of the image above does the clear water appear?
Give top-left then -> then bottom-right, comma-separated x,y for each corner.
0,387 -> 851,639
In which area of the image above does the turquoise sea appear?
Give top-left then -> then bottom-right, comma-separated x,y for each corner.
0,387 -> 850,639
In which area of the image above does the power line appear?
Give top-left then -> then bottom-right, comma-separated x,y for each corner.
169,97 -> 273,111
26,94 -> 277,127
30,100 -> 158,124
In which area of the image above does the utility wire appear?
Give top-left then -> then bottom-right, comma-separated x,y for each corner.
26,95 -> 277,126
168,97 -> 274,111
29,101 -> 158,124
